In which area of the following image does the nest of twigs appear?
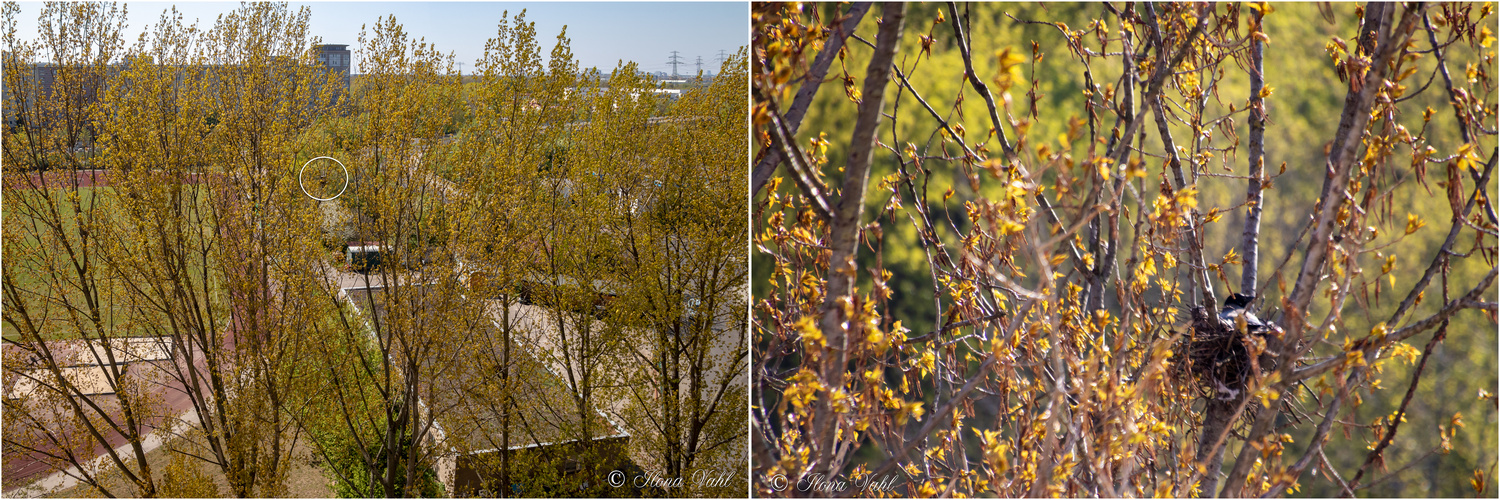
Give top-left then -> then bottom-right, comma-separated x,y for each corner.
1169,305 -> 1308,433
1175,307 -> 1260,403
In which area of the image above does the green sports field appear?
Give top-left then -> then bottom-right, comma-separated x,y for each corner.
2,185 -> 225,342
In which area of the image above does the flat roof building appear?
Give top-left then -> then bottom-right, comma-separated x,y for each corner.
315,44 -> 352,105
344,285 -> 644,497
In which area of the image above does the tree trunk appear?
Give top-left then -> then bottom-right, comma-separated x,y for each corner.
1193,397 -> 1241,497
812,2 -> 906,477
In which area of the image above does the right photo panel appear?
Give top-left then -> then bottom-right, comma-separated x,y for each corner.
751,3 -> 1498,498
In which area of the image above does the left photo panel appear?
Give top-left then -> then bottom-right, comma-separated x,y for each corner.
1,2 -> 750,497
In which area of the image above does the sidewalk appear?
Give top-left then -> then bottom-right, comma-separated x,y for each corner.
4,411 -> 202,498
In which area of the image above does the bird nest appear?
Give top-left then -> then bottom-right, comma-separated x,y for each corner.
1174,307 -> 1263,403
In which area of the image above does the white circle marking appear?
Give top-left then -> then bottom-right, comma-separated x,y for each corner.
299,156 -> 349,201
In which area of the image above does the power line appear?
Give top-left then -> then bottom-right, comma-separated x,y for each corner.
694,56 -> 703,75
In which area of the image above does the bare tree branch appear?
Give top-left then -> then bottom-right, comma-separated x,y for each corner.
1222,3 -> 1425,497
752,3 -> 872,197
1344,321 -> 1447,494
1240,6 -> 1268,296
1422,12 -> 1498,223
760,91 -> 835,220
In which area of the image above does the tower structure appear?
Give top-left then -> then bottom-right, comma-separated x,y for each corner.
667,50 -> 684,78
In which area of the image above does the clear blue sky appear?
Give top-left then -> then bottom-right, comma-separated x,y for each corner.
9,2 -> 747,75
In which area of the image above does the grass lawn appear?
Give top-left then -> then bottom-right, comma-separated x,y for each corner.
2,185 -> 225,342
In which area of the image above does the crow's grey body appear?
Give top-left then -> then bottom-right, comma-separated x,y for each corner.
1219,292 -> 1270,335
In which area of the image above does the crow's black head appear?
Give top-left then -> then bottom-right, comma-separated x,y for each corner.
1224,293 -> 1255,310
